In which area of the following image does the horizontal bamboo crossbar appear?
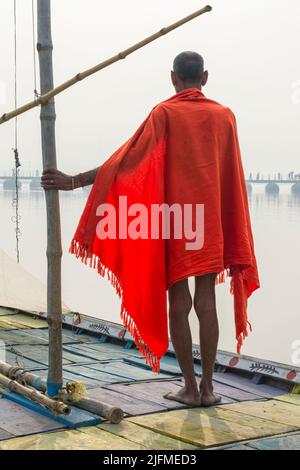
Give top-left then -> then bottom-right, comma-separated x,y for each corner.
0,5 -> 212,125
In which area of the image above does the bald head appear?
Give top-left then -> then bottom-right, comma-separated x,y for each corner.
171,51 -> 208,93
173,51 -> 204,81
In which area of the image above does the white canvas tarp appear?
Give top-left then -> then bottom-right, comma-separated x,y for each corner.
0,248 -> 71,314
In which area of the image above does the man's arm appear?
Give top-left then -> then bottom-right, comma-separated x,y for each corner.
41,167 -> 100,190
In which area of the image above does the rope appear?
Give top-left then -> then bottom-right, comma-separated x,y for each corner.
13,1 -> 17,150
31,0 -> 39,99
12,0 -> 21,263
8,345 -> 25,369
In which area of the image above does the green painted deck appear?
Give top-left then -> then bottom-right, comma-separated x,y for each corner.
0,307 -> 299,450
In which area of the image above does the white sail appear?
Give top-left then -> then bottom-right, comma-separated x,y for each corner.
0,248 -> 70,314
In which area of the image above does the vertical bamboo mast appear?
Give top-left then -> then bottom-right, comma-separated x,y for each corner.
37,0 -> 63,396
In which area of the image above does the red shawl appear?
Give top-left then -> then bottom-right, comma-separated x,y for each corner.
70,88 -> 260,373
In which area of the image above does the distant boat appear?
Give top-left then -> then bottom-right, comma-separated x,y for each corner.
3,179 -> 22,191
30,179 -> 42,191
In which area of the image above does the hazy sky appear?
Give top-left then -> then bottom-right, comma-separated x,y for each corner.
0,0 -> 300,177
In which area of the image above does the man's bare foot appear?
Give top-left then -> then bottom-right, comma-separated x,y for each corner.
199,381 -> 222,407
163,385 -> 202,406
200,390 -> 222,407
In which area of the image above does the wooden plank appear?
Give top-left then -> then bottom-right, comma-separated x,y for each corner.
0,307 -> 18,316
6,344 -> 109,367
98,420 -> 199,449
2,391 -> 101,429
221,400 -> 300,428
0,319 -> 20,329
26,327 -> 100,344
0,428 -> 144,450
63,364 -> 133,385
5,328 -> 91,346
31,367 -> 107,389
213,372 -> 284,398
106,380 -> 235,410
60,347 -> 119,365
247,432 -> 300,450
5,344 -> 73,366
273,393 -> 300,406
190,406 -> 297,435
0,314 -> 47,329
77,341 -> 134,353
87,386 -> 166,415
63,343 -> 125,361
125,354 -> 201,376
292,384 -> 300,394
85,360 -> 175,382
69,341 -> 144,359
0,398 -> 64,436
0,428 -> 14,440
223,444 -> 255,450
78,426 -> 147,449
129,404 -> 299,448
212,381 -> 265,402
0,328 -> 49,346
105,381 -> 187,409
5,350 -> 46,370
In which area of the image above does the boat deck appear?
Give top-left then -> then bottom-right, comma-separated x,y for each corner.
0,307 -> 299,450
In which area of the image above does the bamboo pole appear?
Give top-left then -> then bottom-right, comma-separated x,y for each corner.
37,0 -> 63,397
0,372 -> 70,415
67,397 -> 124,424
0,362 -> 124,423
0,4 -> 212,125
0,361 -> 47,390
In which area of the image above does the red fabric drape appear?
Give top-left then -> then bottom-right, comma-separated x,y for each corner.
70,88 -> 260,372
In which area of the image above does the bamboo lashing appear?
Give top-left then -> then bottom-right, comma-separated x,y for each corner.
0,361 -> 48,389
0,5 -> 212,125
0,372 -> 70,415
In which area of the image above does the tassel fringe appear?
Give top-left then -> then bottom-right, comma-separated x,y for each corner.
216,266 -> 252,355
215,267 -> 231,286
69,239 -> 160,373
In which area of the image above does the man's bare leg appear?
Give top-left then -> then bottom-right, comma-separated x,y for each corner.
194,273 -> 222,406
163,278 -> 201,406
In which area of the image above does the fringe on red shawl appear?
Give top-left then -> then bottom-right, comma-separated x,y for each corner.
69,239 -> 161,373
215,266 -> 252,355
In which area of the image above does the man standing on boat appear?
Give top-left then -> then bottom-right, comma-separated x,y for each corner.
42,52 -> 259,407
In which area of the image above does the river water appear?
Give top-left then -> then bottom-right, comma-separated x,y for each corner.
0,184 -> 299,366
